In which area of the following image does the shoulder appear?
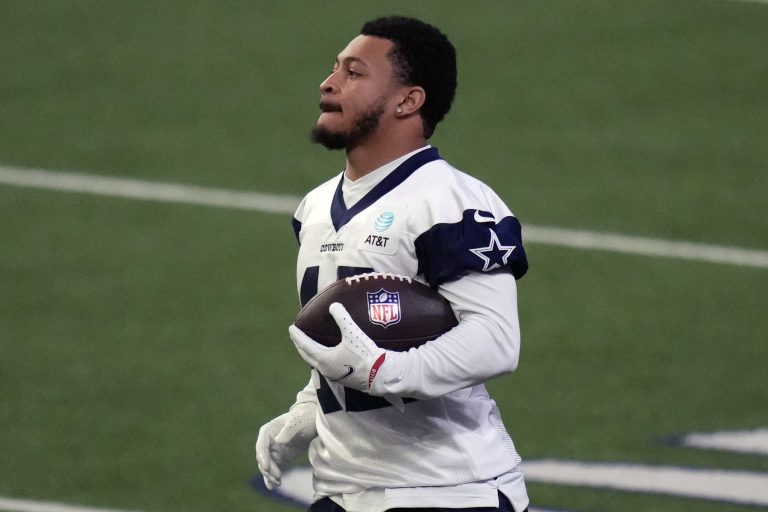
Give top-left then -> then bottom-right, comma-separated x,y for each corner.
407,158 -> 515,226
293,173 -> 340,223
408,158 -> 528,286
291,174 -> 340,243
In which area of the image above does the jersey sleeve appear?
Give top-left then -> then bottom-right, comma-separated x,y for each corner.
414,209 -> 528,287
284,377 -> 318,415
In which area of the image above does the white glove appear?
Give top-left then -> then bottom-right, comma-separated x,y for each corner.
289,302 -> 387,392
255,401 -> 316,490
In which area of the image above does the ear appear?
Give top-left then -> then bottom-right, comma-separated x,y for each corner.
396,86 -> 426,117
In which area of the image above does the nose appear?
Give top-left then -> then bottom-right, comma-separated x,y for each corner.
319,71 -> 337,95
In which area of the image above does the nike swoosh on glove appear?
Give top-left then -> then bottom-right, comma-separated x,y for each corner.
255,401 -> 316,490
289,302 -> 387,392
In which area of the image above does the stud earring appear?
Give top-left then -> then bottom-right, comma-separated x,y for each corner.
397,108 -> 403,113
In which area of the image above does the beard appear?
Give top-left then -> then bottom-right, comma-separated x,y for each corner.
311,98 -> 387,151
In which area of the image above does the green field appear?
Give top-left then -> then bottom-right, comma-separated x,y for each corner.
1,2 -> 767,512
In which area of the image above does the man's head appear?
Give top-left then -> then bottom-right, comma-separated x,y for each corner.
312,16 -> 457,151
360,16 -> 457,139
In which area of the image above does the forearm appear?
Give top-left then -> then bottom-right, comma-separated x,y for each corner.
291,378 -> 318,409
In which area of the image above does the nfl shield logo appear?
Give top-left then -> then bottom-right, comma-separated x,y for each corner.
367,289 -> 401,327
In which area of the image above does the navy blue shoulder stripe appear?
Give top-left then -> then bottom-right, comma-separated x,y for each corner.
415,209 -> 528,287
291,217 -> 302,245
330,147 -> 441,231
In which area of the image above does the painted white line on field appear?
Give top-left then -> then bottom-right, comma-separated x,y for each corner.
1,165 -> 767,269
523,225 -> 768,268
682,428 -> 768,456
523,460 -> 768,507
0,165 -> 297,213
0,497 -> 139,512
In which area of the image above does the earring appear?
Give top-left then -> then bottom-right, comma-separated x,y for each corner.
397,108 -> 403,114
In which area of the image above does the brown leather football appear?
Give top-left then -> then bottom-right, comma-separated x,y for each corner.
294,272 -> 458,351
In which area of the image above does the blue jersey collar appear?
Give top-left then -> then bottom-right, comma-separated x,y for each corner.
330,147 -> 441,231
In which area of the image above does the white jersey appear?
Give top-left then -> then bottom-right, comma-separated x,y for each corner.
291,147 -> 529,510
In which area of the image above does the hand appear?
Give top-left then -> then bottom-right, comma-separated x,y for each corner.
289,302 -> 387,392
255,401 -> 316,490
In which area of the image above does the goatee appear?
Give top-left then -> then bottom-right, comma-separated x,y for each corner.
311,100 -> 386,151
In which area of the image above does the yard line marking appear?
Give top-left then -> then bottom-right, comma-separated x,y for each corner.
0,496 -> 140,512
681,428 -> 768,456
0,165 -> 295,213
523,225 -> 768,269
524,460 -> 768,507
1,164 -> 767,269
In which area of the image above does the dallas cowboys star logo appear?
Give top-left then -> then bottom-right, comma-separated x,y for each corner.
469,229 -> 517,271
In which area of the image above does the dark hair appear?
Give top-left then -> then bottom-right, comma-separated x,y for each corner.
361,16 -> 457,138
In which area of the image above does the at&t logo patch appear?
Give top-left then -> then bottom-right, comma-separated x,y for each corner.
374,211 -> 395,232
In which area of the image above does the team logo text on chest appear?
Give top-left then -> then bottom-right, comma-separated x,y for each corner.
319,243 -> 344,253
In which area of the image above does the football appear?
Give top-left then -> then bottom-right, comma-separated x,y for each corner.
294,272 -> 458,351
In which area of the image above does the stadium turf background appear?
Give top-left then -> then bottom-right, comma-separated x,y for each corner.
1,1 -> 766,512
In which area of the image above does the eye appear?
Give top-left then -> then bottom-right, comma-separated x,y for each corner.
347,68 -> 361,78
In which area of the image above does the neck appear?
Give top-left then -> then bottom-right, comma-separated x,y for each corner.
344,136 -> 427,181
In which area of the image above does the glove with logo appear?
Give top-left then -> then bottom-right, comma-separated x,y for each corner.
255,401 -> 316,490
289,302 -> 387,392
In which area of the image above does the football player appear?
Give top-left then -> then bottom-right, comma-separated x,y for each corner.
256,16 -> 530,512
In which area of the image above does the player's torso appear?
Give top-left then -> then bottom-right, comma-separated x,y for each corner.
291,156 -> 525,494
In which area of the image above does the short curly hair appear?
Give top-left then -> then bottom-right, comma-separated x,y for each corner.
361,16 -> 457,139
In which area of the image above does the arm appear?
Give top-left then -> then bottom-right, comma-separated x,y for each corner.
255,379 -> 317,489
370,270 -> 520,399
289,270 -> 521,401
